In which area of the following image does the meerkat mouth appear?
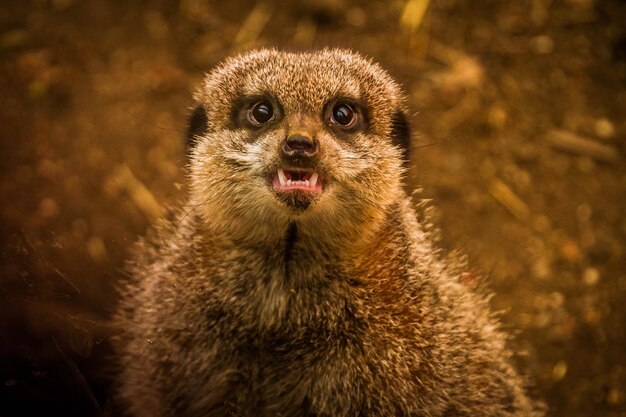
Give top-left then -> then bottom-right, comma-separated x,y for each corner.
273,168 -> 322,193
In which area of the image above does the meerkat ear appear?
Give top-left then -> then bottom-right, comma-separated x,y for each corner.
186,105 -> 208,152
390,110 -> 411,164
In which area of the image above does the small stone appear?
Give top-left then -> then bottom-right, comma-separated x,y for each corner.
0,29 -> 28,49
38,198 -> 59,218
27,79 -> 48,100
530,35 -> 554,54
532,258 -> 551,280
560,240 -> 582,262
552,360 -> 567,381
607,388 -> 624,405
87,236 -> 107,262
583,308 -> 601,325
549,291 -> 564,308
594,118 -> 615,139
582,267 -> 600,286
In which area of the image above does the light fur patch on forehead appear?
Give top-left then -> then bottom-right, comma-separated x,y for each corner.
239,54 -> 361,112
196,49 -> 405,131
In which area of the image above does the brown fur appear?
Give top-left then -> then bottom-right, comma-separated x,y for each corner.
114,49 -> 542,417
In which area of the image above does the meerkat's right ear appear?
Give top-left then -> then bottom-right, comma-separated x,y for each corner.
390,110 -> 411,164
186,105 -> 208,152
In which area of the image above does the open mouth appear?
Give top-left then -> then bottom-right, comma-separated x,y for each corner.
272,168 -> 323,193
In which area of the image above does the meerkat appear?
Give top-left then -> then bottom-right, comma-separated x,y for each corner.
115,49 -> 541,417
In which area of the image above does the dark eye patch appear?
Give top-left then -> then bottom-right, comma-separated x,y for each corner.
390,110 -> 411,164
324,98 -> 369,134
231,94 -> 282,130
186,105 -> 209,151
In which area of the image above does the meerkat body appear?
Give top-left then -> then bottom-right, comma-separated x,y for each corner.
115,49 -> 540,417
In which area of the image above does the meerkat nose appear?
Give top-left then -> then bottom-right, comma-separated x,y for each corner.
281,135 -> 318,158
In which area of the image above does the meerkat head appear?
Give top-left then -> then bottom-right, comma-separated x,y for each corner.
187,49 -> 410,241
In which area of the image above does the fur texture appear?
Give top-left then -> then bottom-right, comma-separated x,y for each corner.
115,49 -> 541,417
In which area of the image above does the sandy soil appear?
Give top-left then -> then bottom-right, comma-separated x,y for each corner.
1,0 -> 625,416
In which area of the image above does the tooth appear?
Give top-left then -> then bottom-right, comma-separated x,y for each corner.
309,173 -> 318,187
277,169 -> 287,186
305,180 -> 310,187
287,179 -> 292,186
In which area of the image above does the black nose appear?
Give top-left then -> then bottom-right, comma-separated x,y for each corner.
281,135 -> 318,158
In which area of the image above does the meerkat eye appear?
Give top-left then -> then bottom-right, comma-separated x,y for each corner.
248,100 -> 274,125
330,103 -> 356,127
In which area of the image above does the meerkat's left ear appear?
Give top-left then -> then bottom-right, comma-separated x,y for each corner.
390,110 -> 411,164
186,105 -> 208,152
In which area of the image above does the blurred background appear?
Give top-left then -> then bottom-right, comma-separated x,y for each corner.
0,0 -> 625,416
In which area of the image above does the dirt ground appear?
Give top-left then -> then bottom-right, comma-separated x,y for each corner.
0,0 -> 625,416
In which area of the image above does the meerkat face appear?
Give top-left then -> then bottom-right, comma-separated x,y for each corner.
187,49 -> 410,235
